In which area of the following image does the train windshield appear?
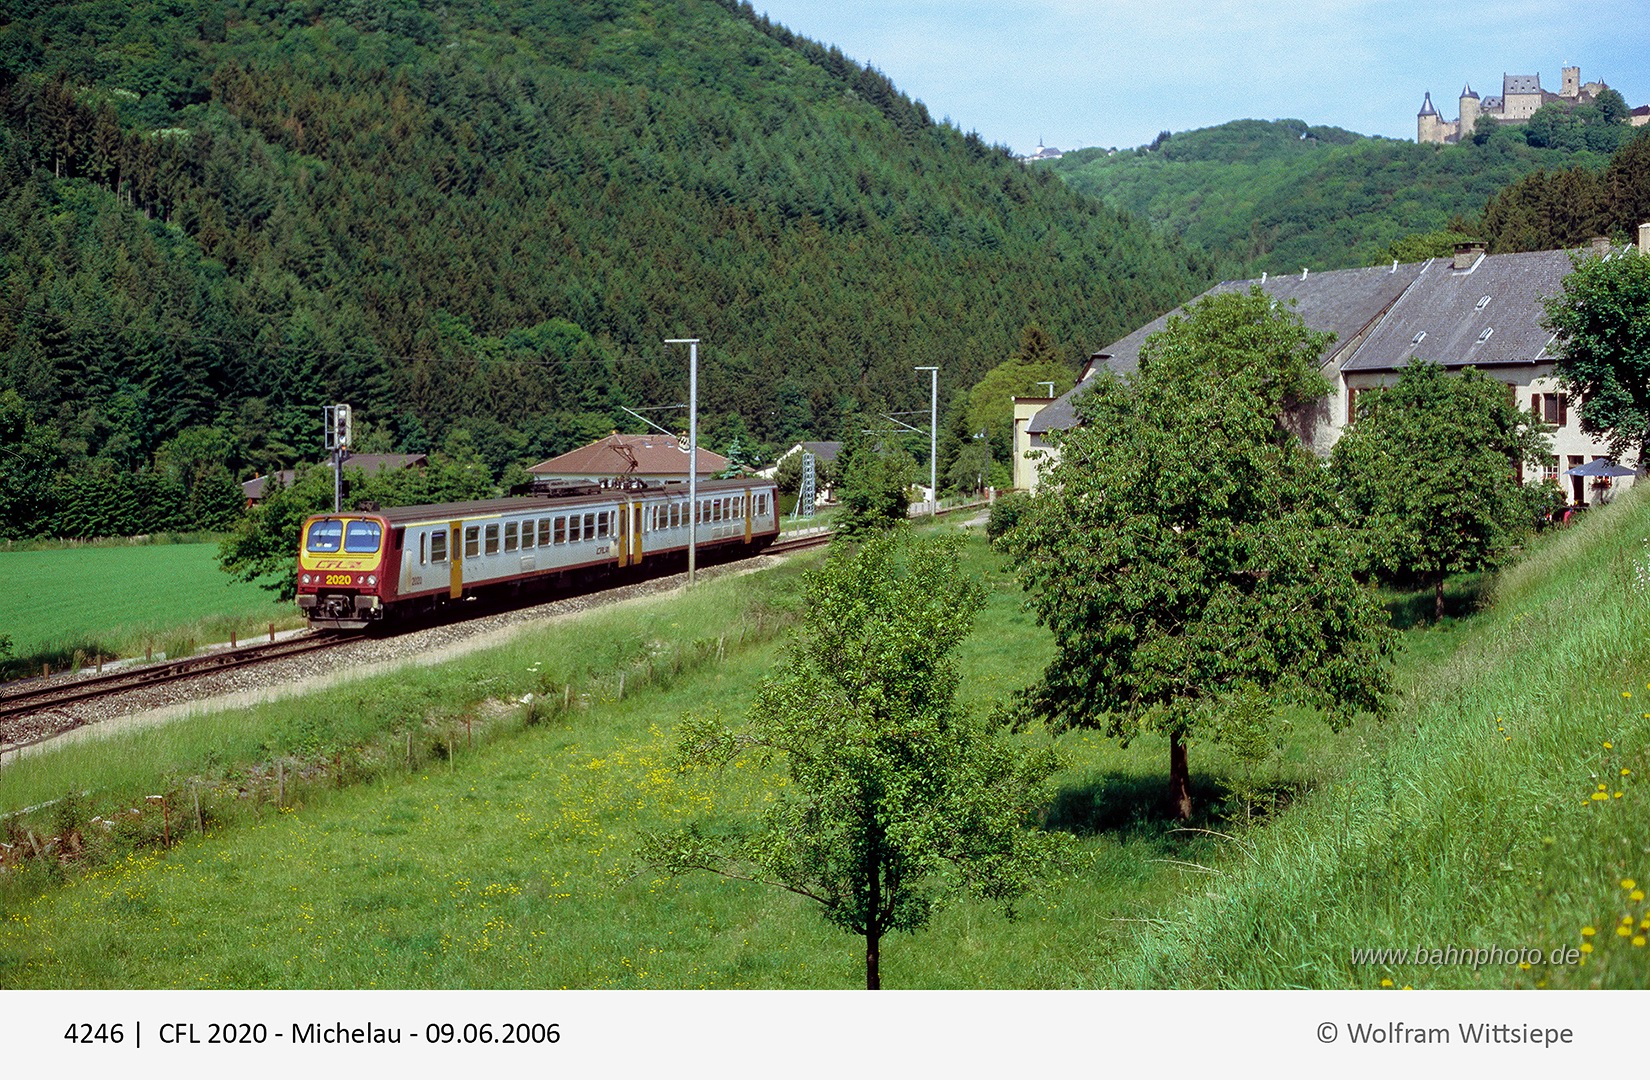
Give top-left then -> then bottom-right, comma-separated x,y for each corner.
343,521 -> 382,553
306,520 -> 343,553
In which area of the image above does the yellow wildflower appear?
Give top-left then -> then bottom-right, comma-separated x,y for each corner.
1582,926 -> 1596,936
1623,879 -> 1637,890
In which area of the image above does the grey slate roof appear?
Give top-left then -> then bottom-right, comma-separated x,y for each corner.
1504,74 -> 1543,96
1342,248 -> 1580,371
1029,261 -> 1425,435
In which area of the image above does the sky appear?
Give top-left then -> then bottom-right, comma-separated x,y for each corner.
750,0 -> 1650,154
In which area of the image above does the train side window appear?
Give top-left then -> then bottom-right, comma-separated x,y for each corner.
504,521 -> 519,552
539,518 -> 551,547
568,515 -> 581,543
521,520 -> 535,550
597,511 -> 609,539
555,516 -> 566,544
419,532 -> 427,565
464,526 -> 480,558
670,503 -> 679,528
485,523 -> 500,555
431,529 -> 448,563
583,512 -> 596,540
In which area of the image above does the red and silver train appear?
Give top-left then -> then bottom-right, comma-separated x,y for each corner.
297,477 -> 780,629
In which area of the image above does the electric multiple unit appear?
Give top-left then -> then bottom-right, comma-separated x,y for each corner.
296,478 -> 781,629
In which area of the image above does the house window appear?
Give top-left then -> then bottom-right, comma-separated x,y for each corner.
1542,456 -> 1560,484
1346,386 -> 1361,422
1541,394 -> 1568,426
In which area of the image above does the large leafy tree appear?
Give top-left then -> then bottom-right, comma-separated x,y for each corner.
643,533 -> 1065,988
1331,360 -> 1551,619
1542,249 -> 1650,463
1003,290 -> 1392,820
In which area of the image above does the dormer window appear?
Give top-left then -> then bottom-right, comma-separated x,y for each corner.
1410,331 -> 1427,346
1477,327 -> 1494,343
1476,295 -> 1492,311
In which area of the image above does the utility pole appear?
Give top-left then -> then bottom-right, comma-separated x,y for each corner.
666,339 -> 700,585
915,366 -> 938,515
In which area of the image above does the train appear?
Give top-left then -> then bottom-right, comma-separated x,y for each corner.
296,476 -> 781,630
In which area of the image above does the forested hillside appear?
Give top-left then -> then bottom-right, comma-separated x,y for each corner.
0,0 -> 1211,538
1045,118 -> 1636,277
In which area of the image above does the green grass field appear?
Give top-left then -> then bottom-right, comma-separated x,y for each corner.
2,509 -> 1647,989
0,542 -> 298,676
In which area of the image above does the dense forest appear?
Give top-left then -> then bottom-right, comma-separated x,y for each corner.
0,0 -> 1214,538
1045,115 -> 1647,278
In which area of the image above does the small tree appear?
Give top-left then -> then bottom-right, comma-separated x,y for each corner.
1543,249 -> 1650,463
1331,360 -> 1550,620
833,442 -> 915,539
217,467 -> 333,599
643,533 -> 1065,988
1003,290 -> 1392,820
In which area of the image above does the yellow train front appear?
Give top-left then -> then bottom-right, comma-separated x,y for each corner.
296,479 -> 780,630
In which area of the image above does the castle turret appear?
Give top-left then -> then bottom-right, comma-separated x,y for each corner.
1562,65 -> 1580,98
1418,92 -> 1447,143
1459,84 -> 1481,139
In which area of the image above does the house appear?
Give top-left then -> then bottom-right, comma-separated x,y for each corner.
527,433 -> 728,485
1023,229 -> 1650,504
241,453 -> 428,505
758,441 -> 843,505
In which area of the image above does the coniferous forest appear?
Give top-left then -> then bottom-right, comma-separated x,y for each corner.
0,0 -> 1215,538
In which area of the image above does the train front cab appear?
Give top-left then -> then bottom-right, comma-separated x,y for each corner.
297,514 -> 389,629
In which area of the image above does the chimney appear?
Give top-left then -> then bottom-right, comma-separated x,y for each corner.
1453,241 -> 1486,270
1590,236 -> 1613,257
1640,223 -> 1650,256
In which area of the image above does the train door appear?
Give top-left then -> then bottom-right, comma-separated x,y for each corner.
744,490 -> 753,544
632,503 -> 645,563
617,501 -> 630,567
449,522 -> 462,599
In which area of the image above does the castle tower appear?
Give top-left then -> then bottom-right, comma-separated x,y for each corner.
1562,65 -> 1580,98
1459,84 -> 1481,139
1418,92 -> 1446,144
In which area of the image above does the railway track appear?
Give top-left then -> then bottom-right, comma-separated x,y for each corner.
0,632 -> 363,727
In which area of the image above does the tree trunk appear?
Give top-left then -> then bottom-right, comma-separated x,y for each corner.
1169,729 -> 1193,821
866,928 -> 881,990
865,823 -> 883,989
1434,574 -> 1446,622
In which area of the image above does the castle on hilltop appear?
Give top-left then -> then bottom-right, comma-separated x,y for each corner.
1417,65 -> 1649,143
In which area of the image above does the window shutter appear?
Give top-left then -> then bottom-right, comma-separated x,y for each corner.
1531,392 -> 1542,420
1558,394 -> 1568,427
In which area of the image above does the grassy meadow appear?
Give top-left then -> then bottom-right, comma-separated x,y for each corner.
0,540 -> 299,678
2,503 -> 1649,988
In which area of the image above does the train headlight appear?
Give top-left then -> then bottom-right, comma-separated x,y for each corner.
302,574 -> 311,584
367,575 -> 377,586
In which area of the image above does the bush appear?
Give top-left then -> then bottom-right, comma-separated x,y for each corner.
985,492 -> 1030,545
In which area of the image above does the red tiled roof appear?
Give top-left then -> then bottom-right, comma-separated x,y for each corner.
528,434 -> 729,478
